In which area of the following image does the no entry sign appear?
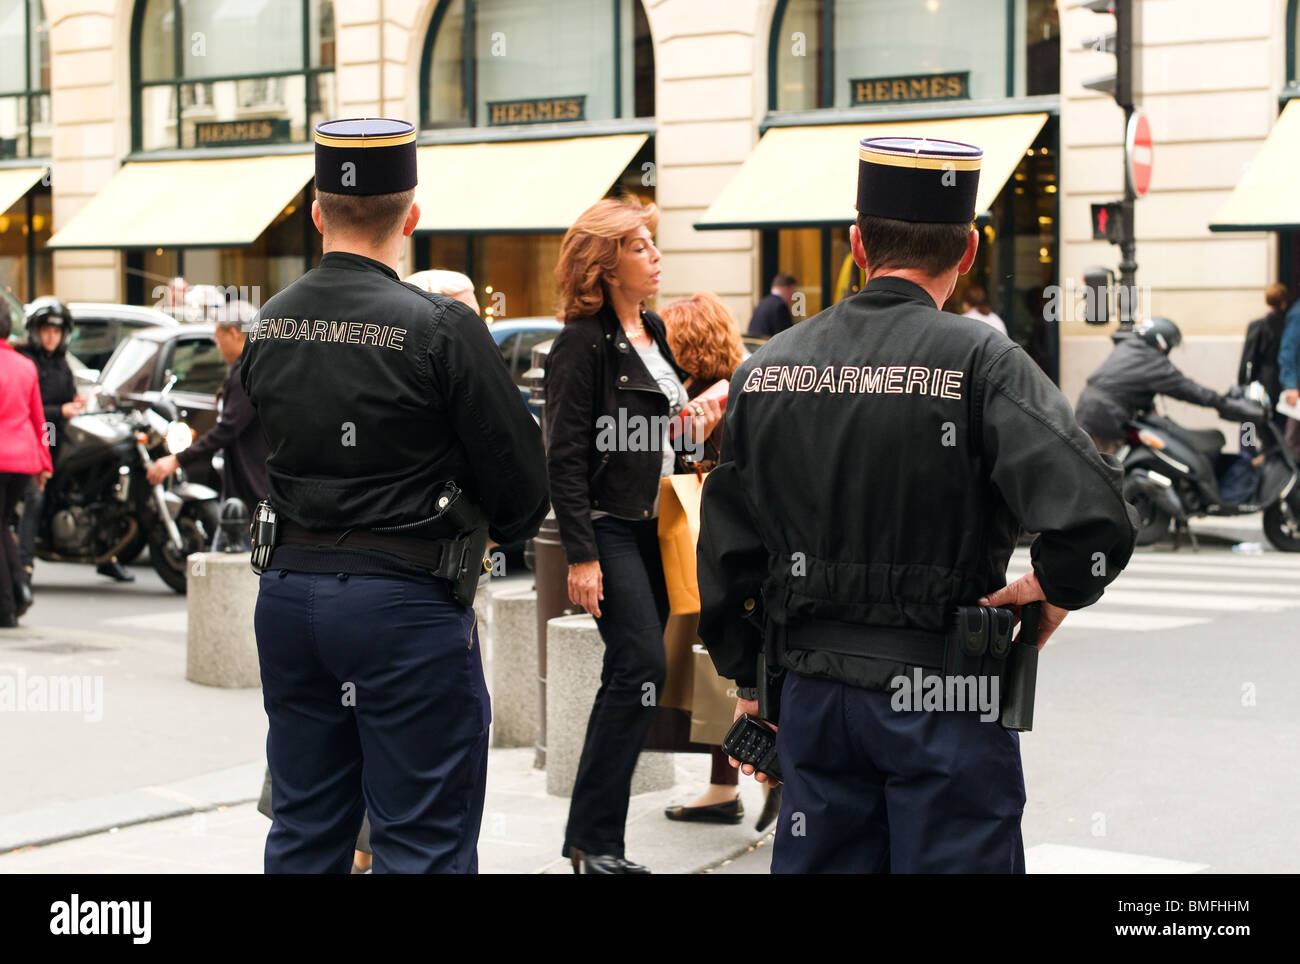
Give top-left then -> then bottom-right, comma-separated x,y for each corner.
1127,109 -> 1152,198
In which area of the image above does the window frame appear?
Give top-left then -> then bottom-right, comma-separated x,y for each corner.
419,0 -> 648,131
0,0 -> 49,159
767,0 -> 1054,114
129,0 -> 335,152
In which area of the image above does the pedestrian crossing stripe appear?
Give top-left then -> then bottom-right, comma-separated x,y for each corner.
1025,843 -> 1208,874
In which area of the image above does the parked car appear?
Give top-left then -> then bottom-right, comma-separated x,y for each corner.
90,324 -> 225,489
15,302 -> 179,377
487,317 -> 563,415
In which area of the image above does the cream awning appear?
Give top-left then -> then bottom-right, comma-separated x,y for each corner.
0,166 -> 47,214
47,153 -> 315,249
1210,100 -> 1300,232
695,113 -> 1050,229
414,133 -> 648,233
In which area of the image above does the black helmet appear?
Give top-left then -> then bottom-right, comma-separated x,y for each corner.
26,297 -> 74,353
1135,316 -> 1181,354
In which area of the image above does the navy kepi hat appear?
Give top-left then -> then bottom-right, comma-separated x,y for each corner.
314,118 -> 417,196
856,137 -> 982,224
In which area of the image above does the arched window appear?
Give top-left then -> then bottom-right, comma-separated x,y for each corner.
1289,0 -> 1299,92
769,0 -> 1059,113
0,0 -> 48,158
133,0 -> 335,151
421,0 -> 653,130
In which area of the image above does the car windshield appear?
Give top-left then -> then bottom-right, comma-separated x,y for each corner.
99,337 -> 161,396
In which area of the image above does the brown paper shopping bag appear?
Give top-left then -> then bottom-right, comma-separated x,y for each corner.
657,471 -> 706,615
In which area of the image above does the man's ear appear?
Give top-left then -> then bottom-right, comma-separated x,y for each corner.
850,222 -> 868,270
311,199 -> 324,236
402,202 -> 421,237
957,226 -> 979,275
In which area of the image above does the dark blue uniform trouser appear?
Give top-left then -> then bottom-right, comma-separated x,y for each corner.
772,671 -> 1026,874
255,569 -> 490,874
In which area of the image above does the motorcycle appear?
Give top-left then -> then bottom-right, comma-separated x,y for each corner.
1121,384 -> 1300,551
20,395 -> 221,593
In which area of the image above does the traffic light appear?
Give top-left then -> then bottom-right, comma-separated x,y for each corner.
1082,266 -> 1112,326
1091,202 -> 1123,243
1081,0 -> 1133,109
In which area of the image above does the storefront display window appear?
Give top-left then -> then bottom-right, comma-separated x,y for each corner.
0,0 -> 48,158
771,0 -> 1059,113
133,0 -> 334,151
422,0 -> 654,129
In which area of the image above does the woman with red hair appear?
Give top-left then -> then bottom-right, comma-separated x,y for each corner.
545,197 -> 722,873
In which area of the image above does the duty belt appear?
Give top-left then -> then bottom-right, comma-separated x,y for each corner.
277,520 -> 453,572
782,619 -> 947,669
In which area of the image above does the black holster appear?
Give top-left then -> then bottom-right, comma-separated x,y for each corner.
943,603 -> 1040,731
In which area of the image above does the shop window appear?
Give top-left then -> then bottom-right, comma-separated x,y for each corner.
422,0 -> 654,130
133,0 -> 335,151
0,0 -> 48,158
770,0 -> 1059,112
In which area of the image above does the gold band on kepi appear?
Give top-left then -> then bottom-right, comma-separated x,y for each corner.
314,118 -> 418,196
856,136 -> 982,224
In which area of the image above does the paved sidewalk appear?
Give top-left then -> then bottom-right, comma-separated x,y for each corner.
0,748 -> 770,874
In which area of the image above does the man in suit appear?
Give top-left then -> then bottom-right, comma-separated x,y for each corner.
748,273 -> 798,338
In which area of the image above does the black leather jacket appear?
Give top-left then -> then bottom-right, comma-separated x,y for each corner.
544,303 -> 691,564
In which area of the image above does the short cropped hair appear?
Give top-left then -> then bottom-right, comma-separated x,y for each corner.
772,273 -> 797,288
855,213 -> 970,278
1266,282 -> 1289,311
315,188 -> 415,246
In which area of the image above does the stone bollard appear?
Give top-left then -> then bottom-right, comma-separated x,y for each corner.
545,613 -> 675,797
490,588 -> 539,748
185,552 -> 261,688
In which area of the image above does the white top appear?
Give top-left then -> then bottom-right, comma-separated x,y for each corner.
963,308 -> 1007,337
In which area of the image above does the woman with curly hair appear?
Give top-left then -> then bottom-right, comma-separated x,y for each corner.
545,197 -> 723,873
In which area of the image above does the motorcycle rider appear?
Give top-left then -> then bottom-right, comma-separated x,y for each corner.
17,298 -> 134,585
1075,316 -> 1260,454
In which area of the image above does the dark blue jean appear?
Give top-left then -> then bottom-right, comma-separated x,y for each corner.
772,671 -> 1026,874
562,515 -> 669,858
256,569 -> 490,874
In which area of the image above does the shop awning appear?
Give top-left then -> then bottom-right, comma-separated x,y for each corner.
0,166 -> 47,214
47,153 -> 315,249
695,113 -> 1050,230
1210,100 -> 1300,232
413,133 -> 648,233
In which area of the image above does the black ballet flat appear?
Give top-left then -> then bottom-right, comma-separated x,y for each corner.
663,796 -> 744,825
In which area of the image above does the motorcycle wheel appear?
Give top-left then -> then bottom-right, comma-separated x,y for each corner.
1128,491 -> 1172,546
1263,500 -> 1300,552
148,502 -> 219,594
117,526 -> 148,565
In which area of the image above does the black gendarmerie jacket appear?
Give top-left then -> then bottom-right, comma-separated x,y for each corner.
545,303 -> 691,564
1075,333 -> 1228,443
242,251 -> 548,547
697,277 -> 1138,691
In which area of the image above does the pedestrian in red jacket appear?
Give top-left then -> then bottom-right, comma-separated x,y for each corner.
0,303 -> 53,627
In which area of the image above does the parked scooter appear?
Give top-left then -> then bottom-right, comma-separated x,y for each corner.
1121,384 -> 1300,551
20,394 -> 220,593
